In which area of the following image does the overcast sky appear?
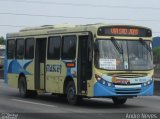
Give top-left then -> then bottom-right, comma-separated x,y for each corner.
0,0 -> 160,38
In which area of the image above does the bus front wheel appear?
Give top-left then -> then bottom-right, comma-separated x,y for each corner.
66,81 -> 82,105
112,97 -> 127,105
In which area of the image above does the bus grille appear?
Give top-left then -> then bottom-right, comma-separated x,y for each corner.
115,88 -> 141,94
109,73 -> 147,78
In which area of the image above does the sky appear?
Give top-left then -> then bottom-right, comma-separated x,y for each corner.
0,0 -> 160,38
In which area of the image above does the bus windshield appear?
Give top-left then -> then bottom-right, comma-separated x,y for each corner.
0,49 -> 5,57
94,39 -> 153,70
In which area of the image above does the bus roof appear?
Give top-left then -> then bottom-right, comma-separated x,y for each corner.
7,23 -> 151,38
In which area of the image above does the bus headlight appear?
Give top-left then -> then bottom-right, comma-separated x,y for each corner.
108,82 -> 112,87
102,80 -> 106,85
143,83 -> 147,87
143,79 -> 153,87
95,74 -> 113,87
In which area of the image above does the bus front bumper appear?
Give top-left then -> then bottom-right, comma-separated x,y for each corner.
94,82 -> 153,97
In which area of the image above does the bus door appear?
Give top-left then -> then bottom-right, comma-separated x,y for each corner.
77,35 -> 92,94
35,38 -> 47,90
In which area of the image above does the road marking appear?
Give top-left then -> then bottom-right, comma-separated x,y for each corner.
11,99 -> 57,108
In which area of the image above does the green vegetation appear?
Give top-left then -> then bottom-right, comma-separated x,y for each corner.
0,36 -> 5,44
153,47 -> 160,64
153,47 -> 160,56
153,47 -> 160,77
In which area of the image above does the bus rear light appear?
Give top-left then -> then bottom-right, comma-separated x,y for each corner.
66,62 -> 75,67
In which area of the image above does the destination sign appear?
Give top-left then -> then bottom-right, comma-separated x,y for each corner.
97,26 -> 152,37
111,28 -> 139,36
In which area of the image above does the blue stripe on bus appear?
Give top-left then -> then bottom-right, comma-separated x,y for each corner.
7,60 -> 32,75
23,60 -> 32,69
67,68 -> 73,78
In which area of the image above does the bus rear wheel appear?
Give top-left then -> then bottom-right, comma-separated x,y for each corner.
112,97 -> 127,105
19,76 -> 37,98
19,76 -> 28,98
66,81 -> 82,105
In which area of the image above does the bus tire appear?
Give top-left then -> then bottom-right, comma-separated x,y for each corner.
66,81 -> 81,105
112,97 -> 127,105
19,76 -> 29,98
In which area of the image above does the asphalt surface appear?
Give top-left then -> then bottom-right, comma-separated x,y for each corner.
0,80 -> 160,119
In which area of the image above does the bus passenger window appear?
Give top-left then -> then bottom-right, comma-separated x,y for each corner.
7,39 -> 15,59
47,36 -> 61,60
62,36 -> 77,60
25,38 -> 34,59
16,39 -> 24,59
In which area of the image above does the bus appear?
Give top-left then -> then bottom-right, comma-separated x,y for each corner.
5,23 -> 153,105
0,44 -> 5,69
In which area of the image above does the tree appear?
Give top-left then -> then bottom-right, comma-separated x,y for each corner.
153,47 -> 160,64
153,47 -> 160,77
0,36 -> 5,44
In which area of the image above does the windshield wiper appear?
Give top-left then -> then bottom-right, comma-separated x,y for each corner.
111,37 -> 123,54
139,38 -> 152,52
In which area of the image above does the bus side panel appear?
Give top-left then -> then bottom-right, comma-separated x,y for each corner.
45,60 -> 78,94
24,60 -> 35,90
7,59 -> 35,90
59,61 -> 67,94
8,74 -> 18,88
7,60 -> 21,88
46,60 -> 62,93
87,77 -> 94,97
86,68 -> 97,97
59,61 -> 78,94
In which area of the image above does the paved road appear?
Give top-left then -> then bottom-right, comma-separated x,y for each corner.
0,80 -> 160,119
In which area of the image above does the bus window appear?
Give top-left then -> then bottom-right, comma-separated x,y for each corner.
16,39 -> 24,59
47,36 -> 61,60
7,39 -> 15,59
62,35 -> 77,60
25,38 -> 35,59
